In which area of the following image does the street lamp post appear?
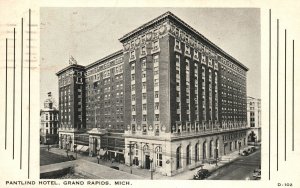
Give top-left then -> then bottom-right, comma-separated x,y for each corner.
215,149 -> 218,166
46,137 -> 50,151
97,148 -> 100,164
73,144 -> 77,159
238,141 -> 241,155
66,142 -> 70,157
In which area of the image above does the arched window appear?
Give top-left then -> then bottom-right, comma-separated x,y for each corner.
209,140 -> 213,158
176,146 -> 181,169
203,142 -> 207,160
155,146 -> 162,167
143,144 -> 149,152
195,143 -> 199,162
186,145 -> 191,165
215,139 -> 219,159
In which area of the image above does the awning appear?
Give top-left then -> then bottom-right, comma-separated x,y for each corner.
79,146 -> 89,152
99,149 -> 107,156
76,144 -> 84,151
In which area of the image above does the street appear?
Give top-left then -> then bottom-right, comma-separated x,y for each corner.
207,148 -> 261,180
40,147 -> 70,166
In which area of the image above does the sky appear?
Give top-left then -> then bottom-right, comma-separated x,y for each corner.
40,8 -> 261,108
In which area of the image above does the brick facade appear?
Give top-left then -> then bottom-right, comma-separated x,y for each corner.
56,11 -> 250,176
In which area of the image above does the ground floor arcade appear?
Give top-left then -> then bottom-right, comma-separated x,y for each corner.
124,129 -> 248,176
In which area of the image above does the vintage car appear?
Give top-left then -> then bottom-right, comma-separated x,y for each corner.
193,169 -> 210,180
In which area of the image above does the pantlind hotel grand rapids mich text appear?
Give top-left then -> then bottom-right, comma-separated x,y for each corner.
56,11 -> 249,176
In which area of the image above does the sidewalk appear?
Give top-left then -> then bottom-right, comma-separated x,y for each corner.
45,146 -> 253,180
157,148 -> 246,180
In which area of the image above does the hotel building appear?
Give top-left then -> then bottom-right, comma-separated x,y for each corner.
56,11 -> 249,176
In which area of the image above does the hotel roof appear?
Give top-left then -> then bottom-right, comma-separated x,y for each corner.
119,11 -> 249,71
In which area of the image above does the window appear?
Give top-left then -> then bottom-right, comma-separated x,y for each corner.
175,39 -> 180,50
155,103 -> 159,110
143,115 -> 147,121
186,145 -> 191,165
155,114 -> 160,121
142,93 -> 147,100
153,55 -> 159,63
142,82 -> 146,89
142,124 -> 147,132
156,147 -> 163,167
142,104 -> 147,111
195,143 -> 199,162
175,28 -> 179,36
155,91 -> 159,98
209,140 -> 213,158
194,50 -> 199,59
131,63 -> 135,70
208,58 -> 213,67
201,54 -> 206,63
141,35 -> 146,43
141,46 -> 146,55
176,102 -> 180,109
131,74 -> 135,81
132,105 -> 136,111
176,54 -> 180,64
132,94 -> 136,101
142,59 -> 146,68
185,44 -> 190,55
176,146 -> 181,169
153,67 -> 159,75
203,142 -> 207,159
153,40 -> 159,50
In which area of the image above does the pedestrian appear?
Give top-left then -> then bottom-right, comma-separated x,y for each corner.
97,155 -> 100,164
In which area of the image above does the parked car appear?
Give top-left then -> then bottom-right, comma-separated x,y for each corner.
253,168 -> 261,179
193,169 -> 210,180
241,150 -> 249,156
250,146 -> 256,152
68,155 -> 76,160
110,166 -> 119,170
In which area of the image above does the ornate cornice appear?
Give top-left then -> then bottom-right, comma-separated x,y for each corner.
119,11 -> 249,71
85,50 -> 123,70
56,64 -> 85,76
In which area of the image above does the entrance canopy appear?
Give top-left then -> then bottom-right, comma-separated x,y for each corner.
77,145 -> 89,152
88,128 -> 108,135
99,149 -> 107,156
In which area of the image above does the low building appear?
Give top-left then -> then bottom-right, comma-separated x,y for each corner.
247,96 -> 261,142
40,92 -> 59,144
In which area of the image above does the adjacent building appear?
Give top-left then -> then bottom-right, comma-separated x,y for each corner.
247,96 -> 261,142
40,92 -> 59,144
56,11 -> 250,176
